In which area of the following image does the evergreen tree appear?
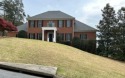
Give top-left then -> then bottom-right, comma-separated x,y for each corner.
115,7 -> 125,60
97,3 -> 117,57
0,0 -> 25,26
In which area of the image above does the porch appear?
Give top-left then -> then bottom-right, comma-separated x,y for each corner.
42,27 -> 57,42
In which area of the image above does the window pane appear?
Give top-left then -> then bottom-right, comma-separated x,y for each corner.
38,20 -> 42,27
30,33 -> 33,39
38,33 -> 42,40
59,20 -> 63,27
66,33 -> 72,41
30,20 -> 34,27
80,34 -> 87,40
47,21 -> 55,27
67,20 -> 71,27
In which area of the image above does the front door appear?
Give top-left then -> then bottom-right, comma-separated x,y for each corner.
49,33 -> 53,42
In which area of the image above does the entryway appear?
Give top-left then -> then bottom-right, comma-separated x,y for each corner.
48,33 -> 53,42
42,27 -> 57,42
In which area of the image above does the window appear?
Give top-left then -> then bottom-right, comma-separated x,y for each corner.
80,34 -> 87,40
59,20 -> 63,27
47,21 -> 55,27
37,20 -> 42,27
65,33 -> 72,41
29,33 -> 35,39
57,33 -> 64,41
30,20 -> 35,27
66,20 -> 71,27
37,33 -> 42,40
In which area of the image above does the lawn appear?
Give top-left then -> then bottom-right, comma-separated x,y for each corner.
0,37 -> 125,78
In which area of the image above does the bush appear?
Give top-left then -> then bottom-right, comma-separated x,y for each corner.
72,37 -> 96,54
17,30 -> 27,38
72,37 -> 81,49
62,41 -> 71,46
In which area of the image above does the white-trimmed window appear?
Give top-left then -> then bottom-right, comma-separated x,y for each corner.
80,34 -> 87,40
59,20 -> 63,27
38,20 -> 42,27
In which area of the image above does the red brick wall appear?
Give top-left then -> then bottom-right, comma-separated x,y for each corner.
7,31 -> 17,37
74,32 -> 96,40
28,20 -> 74,40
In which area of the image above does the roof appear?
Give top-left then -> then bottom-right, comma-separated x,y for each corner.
74,20 -> 97,32
17,23 -> 28,32
28,11 -> 75,20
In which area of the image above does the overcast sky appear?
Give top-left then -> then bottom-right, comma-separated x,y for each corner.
23,0 -> 125,28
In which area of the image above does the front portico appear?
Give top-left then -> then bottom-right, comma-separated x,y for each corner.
42,27 -> 57,42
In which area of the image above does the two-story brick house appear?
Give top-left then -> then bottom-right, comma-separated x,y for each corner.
16,11 -> 96,42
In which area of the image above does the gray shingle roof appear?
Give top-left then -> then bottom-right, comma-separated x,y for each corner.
17,23 -> 28,32
74,20 -> 97,32
28,11 -> 75,20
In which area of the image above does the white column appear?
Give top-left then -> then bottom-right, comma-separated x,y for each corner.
53,30 -> 56,42
42,29 -> 44,41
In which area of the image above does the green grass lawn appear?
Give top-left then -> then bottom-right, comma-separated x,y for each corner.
0,37 -> 125,78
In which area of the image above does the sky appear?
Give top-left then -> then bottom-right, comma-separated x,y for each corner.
23,0 -> 125,28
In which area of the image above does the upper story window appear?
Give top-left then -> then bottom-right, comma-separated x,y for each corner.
66,20 -> 71,27
47,21 -> 55,27
37,20 -> 42,27
80,34 -> 87,40
59,20 -> 63,27
30,20 -> 35,27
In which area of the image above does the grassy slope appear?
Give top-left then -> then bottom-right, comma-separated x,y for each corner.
0,38 -> 125,78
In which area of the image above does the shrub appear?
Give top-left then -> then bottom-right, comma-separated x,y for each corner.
72,37 -> 81,49
17,30 -> 27,38
63,41 -> 71,46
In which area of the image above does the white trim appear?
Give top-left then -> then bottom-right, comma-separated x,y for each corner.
42,27 -> 57,42
42,27 -> 57,31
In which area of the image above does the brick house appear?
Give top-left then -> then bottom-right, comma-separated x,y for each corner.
17,11 -> 96,42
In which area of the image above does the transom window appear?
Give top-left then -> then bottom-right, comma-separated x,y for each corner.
80,34 -> 87,40
47,21 -> 55,27
37,20 -> 42,27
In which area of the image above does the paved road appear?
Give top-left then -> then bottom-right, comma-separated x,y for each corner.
0,69 -> 45,78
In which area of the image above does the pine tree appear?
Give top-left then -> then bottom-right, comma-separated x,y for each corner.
97,3 -> 117,57
115,7 -> 125,60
